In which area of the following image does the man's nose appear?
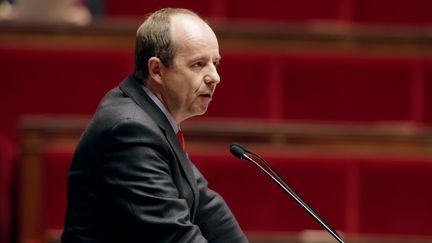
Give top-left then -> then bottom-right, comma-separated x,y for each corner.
204,64 -> 220,85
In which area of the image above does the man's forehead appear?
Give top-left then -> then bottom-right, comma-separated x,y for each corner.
170,15 -> 217,49
170,14 -> 209,35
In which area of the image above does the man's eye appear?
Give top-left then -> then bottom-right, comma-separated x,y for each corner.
193,62 -> 204,67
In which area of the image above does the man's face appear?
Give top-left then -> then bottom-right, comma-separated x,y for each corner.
159,15 -> 221,123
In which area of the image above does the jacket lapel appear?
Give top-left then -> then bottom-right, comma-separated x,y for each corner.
118,76 -> 199,219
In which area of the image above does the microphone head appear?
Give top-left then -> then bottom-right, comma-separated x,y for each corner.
230,143 -> 246,159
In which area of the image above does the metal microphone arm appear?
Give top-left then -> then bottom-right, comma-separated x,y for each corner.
239,152 -> 344,243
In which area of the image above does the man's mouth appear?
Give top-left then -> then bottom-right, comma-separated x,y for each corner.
200,93 -> 212,98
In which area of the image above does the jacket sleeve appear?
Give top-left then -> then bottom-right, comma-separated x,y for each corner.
100,118 -> 207,243
192,164 -> 249,243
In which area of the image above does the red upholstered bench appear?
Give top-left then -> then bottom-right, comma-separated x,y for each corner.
103,0 -> 432,25
39,147 -> 350,234
351,0 -> 432,26
206,52 -> 424,123
0,46 -> 133,141
225,0 -> 340,22
190,150 -> 432,236
104,0 -> 215,18
357,157 -> 432,235
279,54 -> 416,122
205,53 -> 274,118
103,0 -> 340,22
1,47 -> 430,141
38,145 -> 432,236
190,151 -> 350,232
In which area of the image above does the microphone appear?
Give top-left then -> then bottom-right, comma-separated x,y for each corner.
229,143 -> 246,159
229,143 -> 344,243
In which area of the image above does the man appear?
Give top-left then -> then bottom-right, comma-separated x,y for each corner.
3,0 -> 91,25
61,8 -> 248,243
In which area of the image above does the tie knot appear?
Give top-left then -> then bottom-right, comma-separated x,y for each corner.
176,130 -> 185,151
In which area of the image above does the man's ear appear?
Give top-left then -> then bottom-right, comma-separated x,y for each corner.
148,57 -> 163,84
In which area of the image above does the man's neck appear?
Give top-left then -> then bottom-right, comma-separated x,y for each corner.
142,85 -> 180,133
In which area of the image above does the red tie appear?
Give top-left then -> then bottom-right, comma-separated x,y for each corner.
176,129 -> 185,151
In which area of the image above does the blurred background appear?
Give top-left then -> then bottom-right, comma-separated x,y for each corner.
1,0 -> 432,242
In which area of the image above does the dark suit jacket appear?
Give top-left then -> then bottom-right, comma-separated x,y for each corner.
61,76 -> 248,243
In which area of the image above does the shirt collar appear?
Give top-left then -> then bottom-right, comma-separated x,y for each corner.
142,85 -> 180,133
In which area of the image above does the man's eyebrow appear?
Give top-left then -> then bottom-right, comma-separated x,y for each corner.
214,56 -> 222,63
189,54 -> 221,62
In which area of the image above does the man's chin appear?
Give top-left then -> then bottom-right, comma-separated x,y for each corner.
194,107 -> 209,116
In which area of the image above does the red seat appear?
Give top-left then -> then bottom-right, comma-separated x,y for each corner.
1,47 -> 431,142
191,150 -> 432,236
280,54 -> 416,122
352,0 -> 432,25
0,47 -> 133,141
204,52 -> 273,119
204,52 -> 422,123
104,0 -> 215,18
36,145 -> 432,236
225,0 -> 340,22
357,157 -> 432,235
190,151 -> 350,232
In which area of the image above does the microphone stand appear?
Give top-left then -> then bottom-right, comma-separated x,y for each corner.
231,144 -> 344,243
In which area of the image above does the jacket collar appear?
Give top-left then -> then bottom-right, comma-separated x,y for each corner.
119,76 -> 171,132
118,75 -> 199,219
